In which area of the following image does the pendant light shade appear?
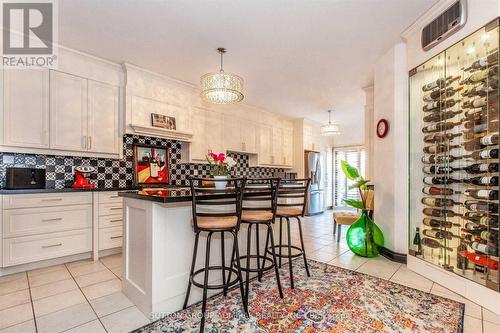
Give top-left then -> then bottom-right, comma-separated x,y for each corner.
320,110 -> 340,136
200,48 -> 244,104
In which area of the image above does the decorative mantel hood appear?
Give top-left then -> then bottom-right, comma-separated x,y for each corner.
123,63 -> 197,142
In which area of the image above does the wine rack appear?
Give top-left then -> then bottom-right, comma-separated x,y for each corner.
409,19 -> 500,292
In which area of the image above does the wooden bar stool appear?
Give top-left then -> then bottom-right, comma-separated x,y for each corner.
268,178 -> 311,289
229,178 -> 284,309
183,177 -> 247,332
333,189 -> 374,242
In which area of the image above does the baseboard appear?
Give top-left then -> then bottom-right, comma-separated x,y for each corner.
380,247 -> 407,264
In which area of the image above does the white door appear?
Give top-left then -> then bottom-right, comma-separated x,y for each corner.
283,128 -> 293,166
87,80 -> 119,154
241,121 -> 258,153
3,69 -> 50,148
206,111 -> 223,154
259,125 -> 273,165
272,127 -> 283,166
222,115 -> 241,152
50,71 -> 88,152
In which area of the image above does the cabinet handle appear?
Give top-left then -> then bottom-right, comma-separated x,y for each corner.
83,136 -> 87,149
109,195 -> 120,198
109,219 -> 122,223
42,218 -> 63,222
41,198 -> 62,202
110,207 -> 122,210
110,236 -> 123,239
42,243 -> 62,248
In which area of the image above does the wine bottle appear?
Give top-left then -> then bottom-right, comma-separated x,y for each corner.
464,189 -> 499,200
422,186 -> 454,196
422,76 -> 460,92
464,51 -> 498,71
422,121 -> 461,133
464,212 -> 499,227
423,217 -> 460,229
464,106 -> 499,121
423,177 -> 459,185
421,197 -> 460,207
422,144 -> 460,154
471,242 -> 498,256
413,227 -> 422,255
462,92 -> 499,109
463,176 -> 499,186
423,99 -> 459,112
460,66 -> 498,85
463,131 -> 486,141
423,229 -> 459,240
480,230 -> 498,242
422,165 -> 455,174
423,87 -> 463,102
463,221 -> 486,231
463,134 -> 499,151
462,148 -> 499,160
461,163 -> 499,174
464,200 -> 499,212
423,132 -> 462,143
421,155 -> 461,164
423,208 -> 461,218
422,237 -> 453,251
457,237 -> 469,269
462,82 -> 498,98
423,110 -> 461,123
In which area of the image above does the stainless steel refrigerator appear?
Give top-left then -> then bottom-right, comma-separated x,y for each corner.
304,151 -> 325,215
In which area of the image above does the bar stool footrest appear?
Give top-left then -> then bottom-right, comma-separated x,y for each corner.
233,255 -> 275,273
190,266 -> 240,290
266,245 -> 304,258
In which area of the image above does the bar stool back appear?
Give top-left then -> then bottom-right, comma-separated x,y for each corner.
232,178 -> 284,308
271,178 -> 311,289
183,177 -> 247,332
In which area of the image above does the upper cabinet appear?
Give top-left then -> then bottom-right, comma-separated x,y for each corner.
223,116 -> 259,154
190,108 -> 223,162
2,69 -> 50,149
87,80 -> 120,155
50,71 -> 88,152
303,122 -> 321,151
258,122 -> 293,168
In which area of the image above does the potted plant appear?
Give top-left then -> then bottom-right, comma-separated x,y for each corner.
206,152 -> 237,189
341,160 -> 384,258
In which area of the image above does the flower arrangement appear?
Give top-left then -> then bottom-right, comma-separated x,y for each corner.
206,152 -> 237,176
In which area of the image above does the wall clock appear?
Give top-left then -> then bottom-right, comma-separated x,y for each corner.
376,119 -> 389,138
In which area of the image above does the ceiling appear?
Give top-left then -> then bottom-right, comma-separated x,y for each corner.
59,0 -> 438,144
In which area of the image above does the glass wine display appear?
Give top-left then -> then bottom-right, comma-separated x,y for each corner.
409,19 -> 499,292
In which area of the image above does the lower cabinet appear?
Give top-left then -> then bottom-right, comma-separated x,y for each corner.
99,226 -> 123,250
97,191 -> 123,251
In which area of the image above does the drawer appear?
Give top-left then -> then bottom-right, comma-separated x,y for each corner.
98,191 -> 123,204
2,192 -> 92,209
3,205 -> 92,238
99,214 -> 123,229
99,226 -> 123,250
99,203 -> 123,216
3,229 -> 92,267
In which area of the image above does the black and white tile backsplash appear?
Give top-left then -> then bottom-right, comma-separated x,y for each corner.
0,134 -> 284,189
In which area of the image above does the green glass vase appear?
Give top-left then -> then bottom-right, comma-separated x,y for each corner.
346,210 -> 384,258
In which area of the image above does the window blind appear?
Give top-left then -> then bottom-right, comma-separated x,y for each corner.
333,146 -> 366,207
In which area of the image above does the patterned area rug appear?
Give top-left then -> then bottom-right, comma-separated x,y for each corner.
133,260 -> 464,333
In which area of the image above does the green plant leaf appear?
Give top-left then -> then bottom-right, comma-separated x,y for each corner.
341,160 -> 359,180
348,178 -> 369,190
343,198 -> 364,209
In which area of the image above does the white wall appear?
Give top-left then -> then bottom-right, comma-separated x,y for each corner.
373,43 -> 408,254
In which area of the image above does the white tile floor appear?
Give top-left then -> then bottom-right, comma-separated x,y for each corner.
0,211 -> 498,333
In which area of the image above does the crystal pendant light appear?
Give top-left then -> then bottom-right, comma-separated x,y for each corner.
200,48 -> 244,104
320,110 -> 340,136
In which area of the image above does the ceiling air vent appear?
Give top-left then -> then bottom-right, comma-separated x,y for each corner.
421,0 -> 467,51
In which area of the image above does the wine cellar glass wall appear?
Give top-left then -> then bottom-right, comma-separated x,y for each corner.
409,19 -> 500,292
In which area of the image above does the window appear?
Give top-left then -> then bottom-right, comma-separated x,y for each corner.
333,146 -> 366,208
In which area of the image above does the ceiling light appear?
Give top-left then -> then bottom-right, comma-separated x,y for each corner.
200,48 -> 244,104
320,110 -> 340,136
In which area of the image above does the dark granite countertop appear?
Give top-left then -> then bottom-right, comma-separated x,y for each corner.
0,187 -> 141,195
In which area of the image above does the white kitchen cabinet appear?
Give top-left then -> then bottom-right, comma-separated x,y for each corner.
241,120 -> 258,153
222,115 -> 241,152
303,123 -> 314,151
3,69 -> 50,148
50,71 -> 88,152
272,127 -> 283,166
88,80 -> 120,154
259,125 -> 273,165
282,127 -> 293,166
190,108 -> 223,161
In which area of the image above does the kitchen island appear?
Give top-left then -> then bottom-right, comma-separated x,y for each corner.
119,188 -> 276,318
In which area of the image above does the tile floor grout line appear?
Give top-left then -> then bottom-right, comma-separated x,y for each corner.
25,271 -> 39,333
63,262 -> 110,333
0,289 -> 31,312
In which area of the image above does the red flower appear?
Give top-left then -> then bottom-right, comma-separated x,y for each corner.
217,153 -> 225,162
208,152 -> 218,161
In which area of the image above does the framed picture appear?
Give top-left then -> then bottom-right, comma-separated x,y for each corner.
133,144 -> 170,186
151,113 -> 176,130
